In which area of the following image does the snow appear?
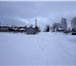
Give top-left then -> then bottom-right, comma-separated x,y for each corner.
0,32 -> 76,65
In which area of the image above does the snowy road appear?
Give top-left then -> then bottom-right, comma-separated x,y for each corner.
0,32 -> 76,65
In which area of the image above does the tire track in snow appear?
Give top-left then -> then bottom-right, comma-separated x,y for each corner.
38,43 -> 48,65
36,38 -> 48,65
61,45 -> 75,64
57,37 -> 75,64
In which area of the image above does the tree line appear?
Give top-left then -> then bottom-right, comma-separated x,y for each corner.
44,16 -> 76,33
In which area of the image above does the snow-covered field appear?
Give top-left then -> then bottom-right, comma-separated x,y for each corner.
0,32 -> 76,65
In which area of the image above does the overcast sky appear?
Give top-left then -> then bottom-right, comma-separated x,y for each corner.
0,1 -> 76,27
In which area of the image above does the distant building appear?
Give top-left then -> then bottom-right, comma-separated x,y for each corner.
26,19 -> 40,35
34,26 -> 39,32
0,26 -> 9,31
0,19 -> 40,34
26,25 -> 36,34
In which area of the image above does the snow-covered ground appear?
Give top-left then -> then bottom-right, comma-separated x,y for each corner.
0,32 -> 76,65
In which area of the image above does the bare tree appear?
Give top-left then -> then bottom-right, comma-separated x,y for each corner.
61,17 -> 67,31
71,16 -> 76,32
51,22 -> 61,32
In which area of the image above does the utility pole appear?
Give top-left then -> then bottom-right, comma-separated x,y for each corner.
35,18 -> 37,27
0,22 -> 1,30
0,22 -> 1,26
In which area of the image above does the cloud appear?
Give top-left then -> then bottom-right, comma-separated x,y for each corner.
16,18 -> 29,24
0,1 -> 76,27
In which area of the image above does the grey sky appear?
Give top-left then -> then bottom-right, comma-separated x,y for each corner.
0,1 -> 76,26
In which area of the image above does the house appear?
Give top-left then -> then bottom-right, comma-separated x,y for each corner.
26,19 -> 40,35
0,26 -> 9,32
34,26 -> 40,33
56,28 -> 65,32
26,26 -> 36,35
